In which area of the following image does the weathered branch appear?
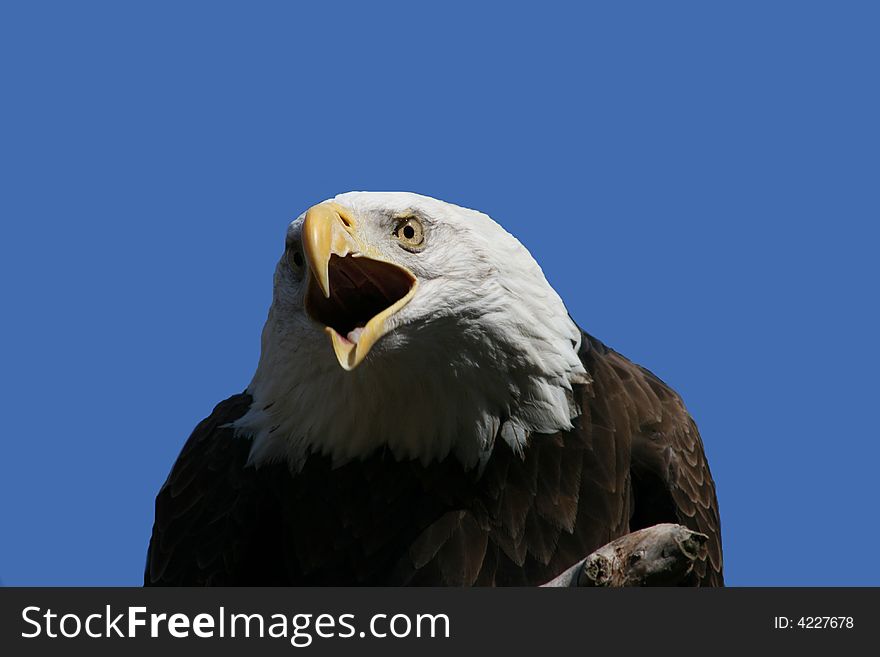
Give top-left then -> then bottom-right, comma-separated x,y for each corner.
541,523 -> 708,587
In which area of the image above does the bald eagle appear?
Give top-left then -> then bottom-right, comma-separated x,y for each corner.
145,192 -> 722,586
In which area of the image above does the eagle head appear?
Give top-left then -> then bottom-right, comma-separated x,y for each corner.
236,192 -> 587,469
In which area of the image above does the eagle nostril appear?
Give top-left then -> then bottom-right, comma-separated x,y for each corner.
337,211 -> 354,229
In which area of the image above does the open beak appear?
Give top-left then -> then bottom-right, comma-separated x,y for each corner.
302,202 -> 418,370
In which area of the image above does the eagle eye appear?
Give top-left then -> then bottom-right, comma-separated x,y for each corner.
287,248 -> 305,276
393,216 -> 425,251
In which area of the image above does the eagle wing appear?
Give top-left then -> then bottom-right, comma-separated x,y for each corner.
145,393 -> 284,585
399,332 -> 723,586
572,333 -> 723,585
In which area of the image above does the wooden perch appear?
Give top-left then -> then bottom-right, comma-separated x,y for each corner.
541,523 -> 708,587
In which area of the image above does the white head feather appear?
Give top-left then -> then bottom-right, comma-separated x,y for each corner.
235,192 -> 587,470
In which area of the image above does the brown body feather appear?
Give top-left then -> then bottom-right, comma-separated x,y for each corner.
146,332 -> 723,586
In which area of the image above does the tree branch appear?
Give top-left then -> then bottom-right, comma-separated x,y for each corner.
541,523 -> 708,587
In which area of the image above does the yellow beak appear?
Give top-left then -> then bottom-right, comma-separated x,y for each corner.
302,202 -> 418,371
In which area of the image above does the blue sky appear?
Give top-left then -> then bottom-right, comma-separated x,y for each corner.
1,1 -> 877,585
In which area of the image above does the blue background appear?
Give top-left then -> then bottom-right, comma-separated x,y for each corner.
1,1 -> 877,586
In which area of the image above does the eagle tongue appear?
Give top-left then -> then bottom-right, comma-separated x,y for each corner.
346,325 -> 365,344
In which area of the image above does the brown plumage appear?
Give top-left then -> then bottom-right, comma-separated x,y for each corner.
145,332 -> 722,586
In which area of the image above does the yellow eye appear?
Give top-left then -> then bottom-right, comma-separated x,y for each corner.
394,216 -> 425,250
